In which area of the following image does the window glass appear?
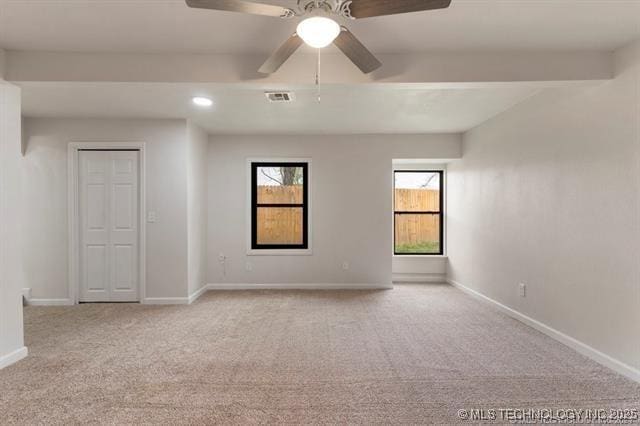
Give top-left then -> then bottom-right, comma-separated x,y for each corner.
256,166 -> 304,204
256,207 -> 304,245
394,171 -> 443,255
394,172 -> 441,211
394,214 -> 441,254
252,163 -> 308,250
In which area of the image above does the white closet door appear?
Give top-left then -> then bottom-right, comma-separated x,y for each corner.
79,150 -> 139,302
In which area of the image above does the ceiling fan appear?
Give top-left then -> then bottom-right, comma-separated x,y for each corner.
186,0 -> 452,74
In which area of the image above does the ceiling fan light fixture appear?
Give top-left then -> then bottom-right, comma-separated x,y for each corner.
192,96 -> 213,107
296,16 -> 341,49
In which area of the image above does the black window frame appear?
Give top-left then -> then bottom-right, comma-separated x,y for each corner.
393,170 -> 444,256
251,162 -> 309,250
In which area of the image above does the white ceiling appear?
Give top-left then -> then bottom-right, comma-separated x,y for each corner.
7,1 -> 634,135
18,82 -> 541,134
1,0 -> 639,54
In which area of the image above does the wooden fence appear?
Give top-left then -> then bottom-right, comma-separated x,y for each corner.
256,186 -> 304,244
394,188 -> 440,212
394,189 -> 440,248
255,186 -> 440,247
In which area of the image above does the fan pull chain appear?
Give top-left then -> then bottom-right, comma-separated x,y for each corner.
316,48 -> 321,103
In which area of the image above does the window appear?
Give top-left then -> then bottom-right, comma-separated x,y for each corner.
394,170 -> 443,255
251,162 -> 309,250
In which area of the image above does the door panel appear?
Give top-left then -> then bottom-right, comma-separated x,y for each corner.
86,245 -> 107,291
109,151 -> 139,301
114,245 -> 134,291
79,150 -> 139,302
113,184 -> 134,229
113,158 -> 134,175
80,151 -> 110,301
86,185 -> 106,229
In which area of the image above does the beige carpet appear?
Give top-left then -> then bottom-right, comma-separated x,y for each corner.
0,284 -> 638,425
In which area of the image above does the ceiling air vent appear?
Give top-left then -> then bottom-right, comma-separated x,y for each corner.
265,91 -> 295,103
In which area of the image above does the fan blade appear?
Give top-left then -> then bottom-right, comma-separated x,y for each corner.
258,34 -> 304,74
185,0 -> 295,18
348,0 -> 451,19
333,28 -> 382,74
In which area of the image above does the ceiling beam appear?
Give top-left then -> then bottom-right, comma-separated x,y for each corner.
5,50 -> 612,86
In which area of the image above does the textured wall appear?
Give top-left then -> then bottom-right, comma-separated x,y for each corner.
187,121 -> 209,297
447,41 -> 640,372
207,134 -> 461,287
21,118 -> 190,300
0,82 -> 26,367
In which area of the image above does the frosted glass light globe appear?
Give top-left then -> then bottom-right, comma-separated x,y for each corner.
192,97 -> 213,107
296,16 -> 341,49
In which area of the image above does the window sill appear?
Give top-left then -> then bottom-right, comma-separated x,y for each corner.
247,249 -> 313,257
393,255 -> 448,259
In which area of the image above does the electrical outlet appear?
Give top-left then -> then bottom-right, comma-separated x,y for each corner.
342,261 -> 350,271
147,211 -> 158,223
218,253 -> 226,263
519,283 -> 527,298
245,262 -> 253,272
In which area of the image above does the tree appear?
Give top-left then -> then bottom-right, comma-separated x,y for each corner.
281,167 -> 300,185
420,173 -> 438,189
260,167 -> 303,186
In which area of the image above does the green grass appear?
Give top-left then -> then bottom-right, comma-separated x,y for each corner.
395,241 -> 440,254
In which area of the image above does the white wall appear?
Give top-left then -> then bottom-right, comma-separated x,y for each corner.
21,118 -> 190,301
186,121 -> 208,297
447,41 -> 640,377
0,82 -> 27,369
207,134 -> 461,287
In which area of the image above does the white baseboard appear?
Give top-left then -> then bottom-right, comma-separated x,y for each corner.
144,283 -> 390,304
28,284 -> 389,307
207,283 -> 392,290
141,297 -> 189,305
27,298 -> 74,306
188,285 -> 208,304
0,346 -> 28,370
392,273 -> 446,283
22,288 -> 32,301
447,278 -> 640,384
143,287 -> 208,305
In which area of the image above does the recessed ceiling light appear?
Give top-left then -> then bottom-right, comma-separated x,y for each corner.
192,97 -> 213,107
